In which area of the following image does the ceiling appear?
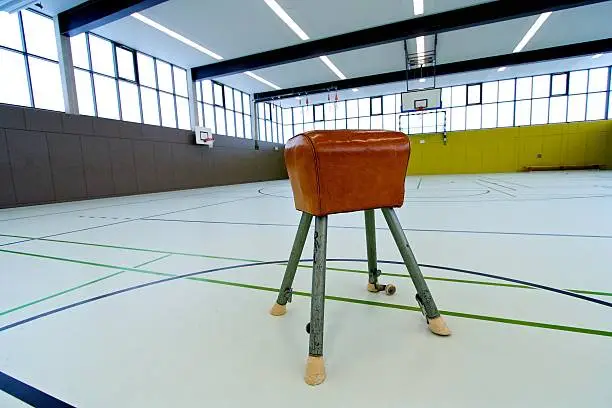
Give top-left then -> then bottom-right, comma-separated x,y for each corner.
40,0 -> 612,95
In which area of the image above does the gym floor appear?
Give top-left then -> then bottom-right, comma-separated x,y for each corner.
1,171 -> 611,407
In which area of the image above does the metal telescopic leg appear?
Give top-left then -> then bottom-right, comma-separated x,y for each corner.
364,210 -> 378,284
308,216 -> 328,357
275,212 -> 313,306
365,210 -> 397,295
381,207 -> 440,319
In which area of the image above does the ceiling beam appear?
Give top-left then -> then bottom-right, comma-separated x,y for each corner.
192,0 -> 609,81
253,38 -> 612,102
58,0 -> 170,36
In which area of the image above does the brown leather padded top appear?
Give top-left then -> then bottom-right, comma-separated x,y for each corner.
284,130 -> 410,216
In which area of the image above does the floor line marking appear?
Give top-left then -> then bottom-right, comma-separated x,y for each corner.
475,181 -> 515,197
1,238 -> 610,297
0,255 -> 609,338
0,254 -> 172,317
478,178 -> 517,191
0,370 -> 75,407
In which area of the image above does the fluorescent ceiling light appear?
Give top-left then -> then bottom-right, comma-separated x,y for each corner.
263,0 -> 347,80
264,0 -> 309,40
498,67 -> 507,72
513,12 -> 552,53
132,13 -> 223,60
416,36 -> 425,64
245,71 -> 281,90
413,0 -> 424,15
352,88 -> 359,92
132,12 -> 279,90
592,53 -> 603,59
319,55 -> 347,80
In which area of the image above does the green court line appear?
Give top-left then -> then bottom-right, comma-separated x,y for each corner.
1,234 -> 611,297
0,248 -> 610,338
0,254 -> 173,316
0,271 -> 124,317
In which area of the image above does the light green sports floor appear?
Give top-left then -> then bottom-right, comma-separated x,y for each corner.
1,171 -> 611,407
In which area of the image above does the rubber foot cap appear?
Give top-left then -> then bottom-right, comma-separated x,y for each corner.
269,303 -> 286,316
428,316 -> 451,336
367,283 -> 378,293
304,356 -> 326,386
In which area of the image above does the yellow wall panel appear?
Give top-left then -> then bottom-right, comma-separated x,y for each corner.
407,120 -> 612,175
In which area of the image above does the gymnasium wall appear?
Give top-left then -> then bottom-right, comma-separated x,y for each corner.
407,120 -> 612,175
0,103 -> 287,209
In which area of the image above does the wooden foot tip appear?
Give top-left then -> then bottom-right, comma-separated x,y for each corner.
304,356 -> 326,386
428,316 -> 451,336
269,303 -> 287,316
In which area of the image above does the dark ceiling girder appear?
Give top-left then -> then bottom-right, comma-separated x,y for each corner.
253,38 -> 612,102
58,0 -> 170,36
192,0 -> 609,81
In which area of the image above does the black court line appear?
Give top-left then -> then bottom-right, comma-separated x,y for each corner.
0,371 -> 75,407
1,258 -> 609,336
10,196 -> 263,246
481,176 -> 531,188
417,178 -> 423,190
138,218 -> 612,239
475,181 -> 515,197
478,178 -> 517,191
0,187 -> 225,223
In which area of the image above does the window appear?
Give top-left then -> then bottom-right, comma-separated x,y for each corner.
347,100 -> 359,117
533,75 -> 551,98
116,47 -> 135,81
498,80 -> 515,102
588,68 -> 608,93
0,50 -> 31,107
226,110 -> 236,136
515,100 -> 531,126
466,105 -> 481,129
137,53 -> 156,88
441,87 -> 452,107
516,77 -> 532,100
371,97 -> 382,115
551,73 -> 567,95
569,71 -> 588,94
336,101 -> 347,118
213,83 -> 224,106
70,34 -> 89,69
482,82 -> 498,103
347,118 -> 358,129
451,85 -> 466,106
567,94 -> 586,122
497,102 -> 514,127
467,84 -> 481,104
586,92 -> 606,121
89,35 -> 114,76
358,116 -> 370,130
243,93 -> 251,115
0,11 -> 23,51
531,98 -> 549,125
94,74 -> 119,119
324,103 -> 335,120
202,80 -> 214,103
21,10 -> 57,61
224,86 -> 234,111
73,32 -> 190,128
314,104 -> 324,121
156,60 -> 173,93
236,113 -> 245,137
203,103 -> 215,132
383,95 -> 395,114
173,67 -> 188,97
215,106 -> 226,134
141,86 -> 160,125
0,9 -> 63,110
74,69 -> 95,116
234,90 -> 243,113
119,81 -> 141,123
549,96 -> 567,123
481,104 -> 497,128
450,106 -> 466,130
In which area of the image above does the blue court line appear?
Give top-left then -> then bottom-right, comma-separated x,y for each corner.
136,219 -> 612,239
0,257 -> 609,336
0,371 -> 75,407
